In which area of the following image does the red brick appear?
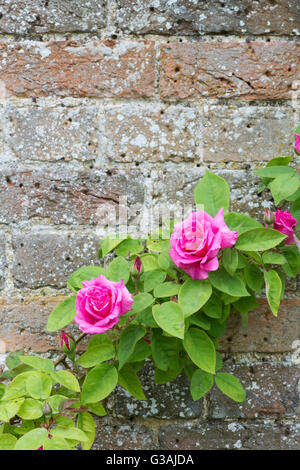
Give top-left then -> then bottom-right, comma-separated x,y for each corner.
0,297 -> 62,353
160,41 -> 300,100
219,299 -> 300,353
0,41 -> 155,98
0,166 -> 145,225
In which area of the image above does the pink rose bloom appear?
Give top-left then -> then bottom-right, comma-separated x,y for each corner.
169,208 -> 238,280
273,209 -> 297,245
74,275 -> 133,334
294,134 -> 300,153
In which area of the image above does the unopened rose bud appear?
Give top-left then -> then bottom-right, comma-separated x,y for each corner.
42,402 -> 52,416
59,330 -> 76,356
131,256 -> 143,277
264,208 -> 275,225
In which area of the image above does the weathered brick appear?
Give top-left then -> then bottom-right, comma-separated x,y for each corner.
151,167 -> 266,221
0,296 -> 62,352
0,166 -> 145,225
0,233 -> 6,289
5,104 -> 99,162
115,361 -> 202,419
101,104 -> 199,163
0,41 -> 155,98
0,0 -> 106,34
159,420 -> 300,450
210,362 -> 300,419
219,299 -> 300,353
12,230 -> 101,288
203,105 -> 294,162
160,41 -> 300,100
92,418 -> 155,450
115,0 -> 300,36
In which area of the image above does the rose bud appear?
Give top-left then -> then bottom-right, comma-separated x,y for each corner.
59,330 -> 76,356
42,401 -> 52,416
131,256 -> 143,277
264,208 -> 275,225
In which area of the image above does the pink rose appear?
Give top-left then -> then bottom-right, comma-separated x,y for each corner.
74,275 -> 133,334
169,208 -> 237,280
273,209 -> 297,245
294,134 -> 300,153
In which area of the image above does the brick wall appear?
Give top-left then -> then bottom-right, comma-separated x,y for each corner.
0,0 -> 299,450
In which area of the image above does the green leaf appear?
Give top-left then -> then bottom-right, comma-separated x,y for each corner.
233,293 -> 258,314
143,269 -> 167,292
153,282 -> 181,298
127,340 -> 151,363
77,412 -> 96,450
209,268 -> 249,297
52,370 -> 80,392
17,399 -> 43,420
0,433 -> 17,450
136,307 -> 158,328
222,248 -> 238,276
2,372 -> 34,400
140,254 -> 159,272
190,369 -> 214,401
152,302 -> 185,339
117,324 -> 146,370
281,246 -> 300,278
14,428 -> 48,450
77,343 -> 115,368
19,355 -> 54,373
81,363 -> 118,404
183,328 -> 216,374
178,279 -> 212,318
291,199 -> 300,221
87,402 -> 106,417
151,330 -> 180,371
264,269 -> 282,317
235,228 -> 287,251
107,257 -> 130,283
116,239 -> 144,256
101,236 -> 127,256
51,425 -> 89,442
262,252 -> 286,265
26,372 -> 52,400
43,436 -> 70,450
244,264 -> 263,293
118,364 -> 147,400
224,212 -> 262,236
215,372 -> 246,402
146,237 -> 170,253
254,166 -> 294,178
194,170 -> 230,216
131,293 -> 154,314
158,252 -> 171,270
202,294 -> 223,319
46,296 -> 76,332
266,155 -> 293,167
67,266 -> 106,292
6,351 -> 23,371
0,398 -> 25,422
154,363 -> 183,385
268,174 -> 300,206
189,312 -> 211,330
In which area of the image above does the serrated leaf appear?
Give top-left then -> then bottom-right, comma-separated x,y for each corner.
178,279 -> 212,318
194,170 -> 230,216
215,372 -> 246,402
46,296 -> 76,332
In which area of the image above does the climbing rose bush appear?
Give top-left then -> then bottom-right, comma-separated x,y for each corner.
0,132 -> 299,451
